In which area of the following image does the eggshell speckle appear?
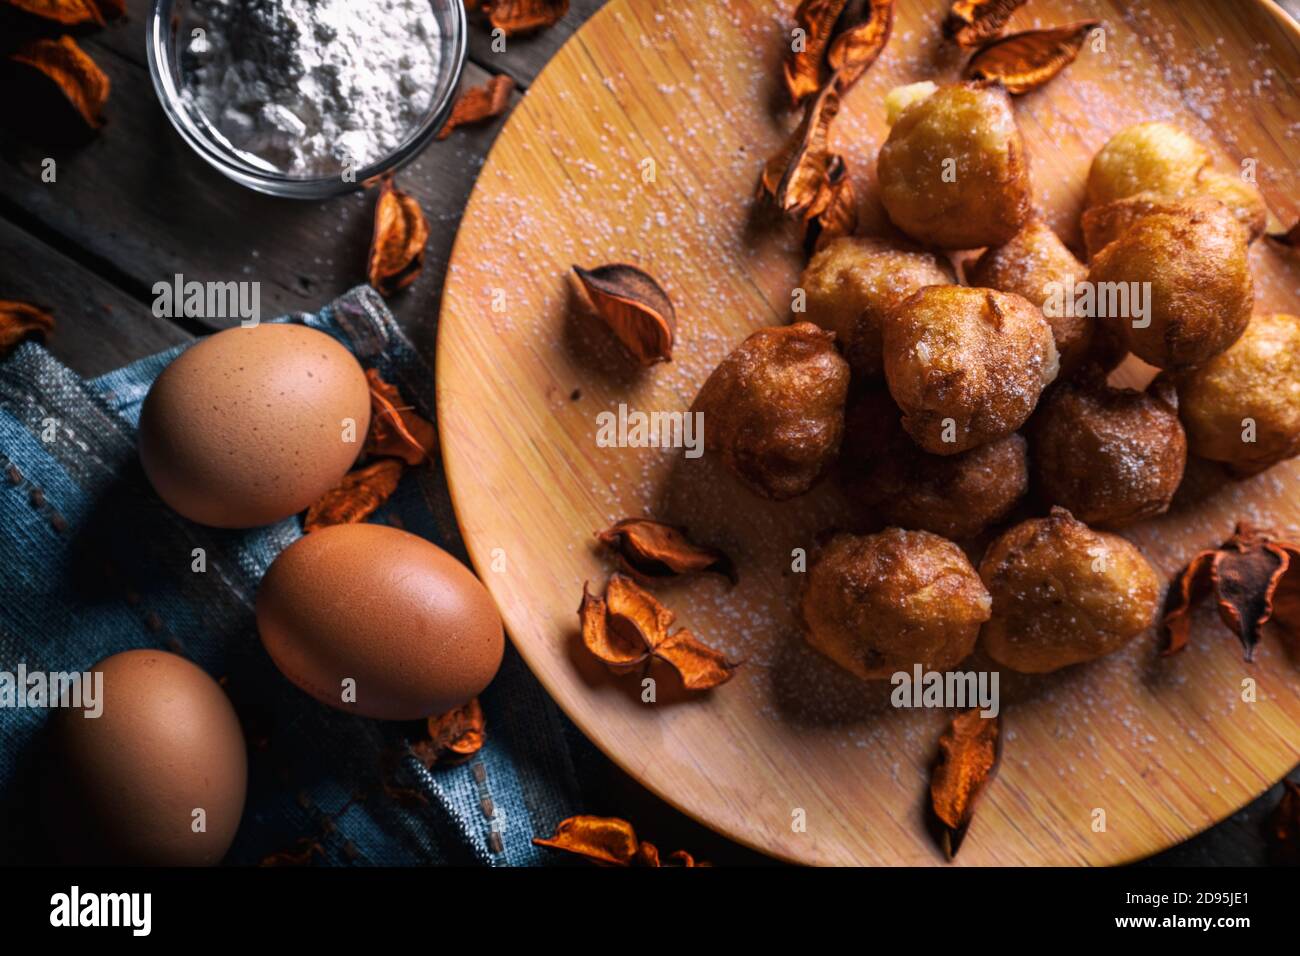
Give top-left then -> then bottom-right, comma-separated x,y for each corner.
138,324 -> 371,528
256,524 -> 505,720
45,650 -> 247,866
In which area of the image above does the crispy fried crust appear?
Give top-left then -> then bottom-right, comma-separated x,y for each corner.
968,217 -> 1092,376
979,508 -> 1160,673
800,236 -> 954,380
877,84 -> 1032,249
1177,313 -> 1300,477
1087,198 -> 1252,369
691,322 -> 849,500
883,286 -> 1058,455
1030,371 -> 1186,528
800,528 -> 991,680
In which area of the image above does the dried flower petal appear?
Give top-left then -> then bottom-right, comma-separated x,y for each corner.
364,368 -> 436,465
930,709 -> 1001,860
1161,524 -> 1300,661
758,82 -> 841,220
1268,780 -> 1300,866
303,458 -> 405,533
783,0 -> 849,106
437,74 -> 514,140
578,574 -> 737,690
410,698 -> 485,768
533,815 -> 705,866
0,300 -> 54,357
479,0 -> 567,36
4,0 -> 123,25
10,36 -> 110,130
572,263 -> 676,365
803,153 -> 857,256
579,582 -> 648,667
367,176 -> 429,297
596,517 -> 736,582
534,815 -> 640,865
963,21 -> 1098,95
942,0 -> 1027,48
260,837 -> 325,867
827,0 -> 894,96
654,629 -> 737,690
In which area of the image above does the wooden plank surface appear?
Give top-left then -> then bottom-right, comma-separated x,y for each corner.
437,0 -> 1300,865
0,0 -> 1296,866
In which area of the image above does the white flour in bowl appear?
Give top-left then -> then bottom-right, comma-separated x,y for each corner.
181,0 -> 442,176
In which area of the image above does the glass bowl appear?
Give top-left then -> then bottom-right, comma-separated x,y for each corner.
146,0 -> 466,199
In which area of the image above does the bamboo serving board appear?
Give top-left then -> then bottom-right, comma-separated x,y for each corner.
437,0 -> 1300,865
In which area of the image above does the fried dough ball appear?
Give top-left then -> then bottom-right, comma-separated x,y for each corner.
1086,198 -> 1252,369
882,286 -> 1058,455
800,236 -> 954,379
876,84 -> 1032,249
841,389 -> 1028,539
692,322 -> 849,500
1030,371 -> 1186,528
979,508 -> 1160,673
800,529 -> 991,680
1086,121 -> 1266,242
968,218 -> 1092,375
1081,192 -> 1197,260
1177,313 -> 1300,477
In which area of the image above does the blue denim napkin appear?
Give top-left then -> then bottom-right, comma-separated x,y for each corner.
0,285 -> 592,865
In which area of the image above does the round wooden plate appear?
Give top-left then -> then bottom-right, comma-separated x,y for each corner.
437,0 -> 1300,865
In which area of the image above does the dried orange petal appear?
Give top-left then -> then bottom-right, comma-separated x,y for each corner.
367,176 -> 429,297
943,0 -> 1027,48
10,36 -> 110,130
410,698 -> 485,768
480,0 -> 567,36
572,263 -> 676,365
758,82 -> 841,220
533,815 -> 640,866
930,709 -> 1002,860
596,517 -> 736,582
533,815 -> 706,867
803,153 -> 857,255
654,629 -> 737,691
783,0 -> 849,106
827,0 -> 894,96
963,20 -> 1098,95
303,459 -> 404,533
0,300 -> 54,356
437,74 -> 514,140
364,368 -> 436,466
4,0 -> 114,26
578,582 -> 648,667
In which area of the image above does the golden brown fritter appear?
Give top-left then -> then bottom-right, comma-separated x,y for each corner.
1030,371 -> 1187,528
876,84 -> 1032,249
691,322 -> 849,500
841,389 -> 1028,540
1082,192 -> 1215,260
1177,313 -> 1300,477
800,528 -> 991,680
968,217 -> 1092,375
1086,121 -> 1266,242
800,236 -> 954,380
979,508 -> 1160,673
882,286 -> 1058,455
1086,198 -> 1252,370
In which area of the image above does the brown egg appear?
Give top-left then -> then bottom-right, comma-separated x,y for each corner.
139,324 -> 371,528
256,524 -> 504,720
45,649 -> 247,866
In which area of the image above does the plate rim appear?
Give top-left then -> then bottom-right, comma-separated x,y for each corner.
436,0 -> 1300,866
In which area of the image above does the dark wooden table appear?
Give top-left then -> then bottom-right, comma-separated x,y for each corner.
1,0 -> 1294,866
